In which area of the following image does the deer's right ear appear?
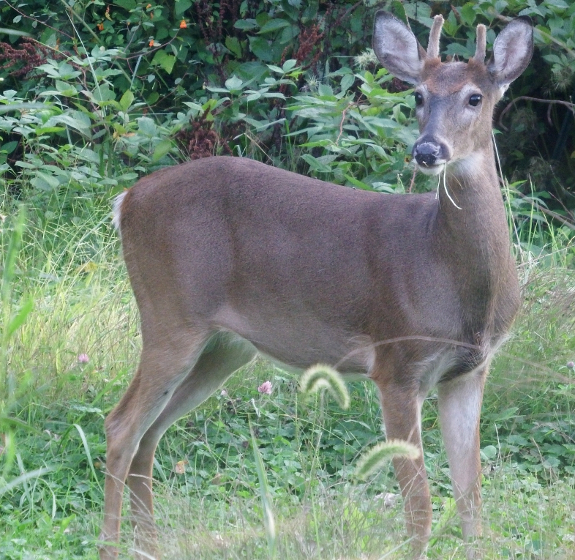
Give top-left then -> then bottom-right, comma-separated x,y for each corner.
373,11 -> 425,85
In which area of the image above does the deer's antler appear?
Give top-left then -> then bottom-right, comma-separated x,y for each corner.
474,24 -> 487,62
427,15 -> 444,59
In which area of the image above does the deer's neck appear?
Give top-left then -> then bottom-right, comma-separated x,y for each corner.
432,145 -> 519,334
436,147 -> 510,266
428,146 -> 520,340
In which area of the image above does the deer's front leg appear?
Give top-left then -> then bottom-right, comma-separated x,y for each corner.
376,379 -> 431,558
437,368 -> 487,558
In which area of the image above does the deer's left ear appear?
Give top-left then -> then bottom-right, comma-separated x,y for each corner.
488,16 -> 533,89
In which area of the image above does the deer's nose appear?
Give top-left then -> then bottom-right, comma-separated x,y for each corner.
413,141 -> 443,167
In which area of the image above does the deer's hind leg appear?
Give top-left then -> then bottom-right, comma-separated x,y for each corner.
99,324 -> 210,560
126,333 -> 256,559
99,326 -> 255,560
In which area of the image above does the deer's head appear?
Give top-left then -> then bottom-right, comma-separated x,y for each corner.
373,12 -> 533,175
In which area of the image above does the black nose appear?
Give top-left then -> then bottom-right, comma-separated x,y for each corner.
413,141 -> 441,167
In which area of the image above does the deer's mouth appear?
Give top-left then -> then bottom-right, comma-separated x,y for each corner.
415,161 -> 446,175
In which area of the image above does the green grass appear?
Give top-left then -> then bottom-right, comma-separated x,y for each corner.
1,190 -> 574,560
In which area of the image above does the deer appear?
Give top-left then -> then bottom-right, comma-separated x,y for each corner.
100,11 -> 533,560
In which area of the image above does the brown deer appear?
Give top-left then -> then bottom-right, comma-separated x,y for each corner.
100,12 -> 533,560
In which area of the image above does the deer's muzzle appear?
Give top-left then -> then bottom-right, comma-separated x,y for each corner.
412,140 -> 449,172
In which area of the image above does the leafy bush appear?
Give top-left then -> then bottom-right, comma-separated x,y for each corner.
1,0 -> 574,213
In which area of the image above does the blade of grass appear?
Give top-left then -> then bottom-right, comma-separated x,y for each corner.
250,421 -> 276,558
73,423 -> 103,493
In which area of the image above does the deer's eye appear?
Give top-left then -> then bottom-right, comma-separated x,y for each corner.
414,92 -> 424,106
469,94 -> 482,107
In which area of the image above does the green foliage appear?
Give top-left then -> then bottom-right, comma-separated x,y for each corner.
1,0 -> 574,219
0,0 -> 371,107
0,52 -> 417,209
288,67 -> 417,188
1,206 -> 33,444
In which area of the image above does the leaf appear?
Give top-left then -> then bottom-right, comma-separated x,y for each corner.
174,0 -> 192,16
225,36 -> 242,58
234,19 -> 258,30
92,84 -> 117,103
339,74 -> 355,95
258,19 -> 290,34
151,50 -> 176,74
300,153 -> 333,173
33,127 -> 65,135
250,424 -> 276,555
119,90 -> 134,112
1,141 -> 18,154
1,205 -> 26,302
205,86 -> 230,93
137,116 -> 157,136
0,102 -> 48,114
444,43 -> 473,58
224,75 -> 243,91
234,61 -> 269,82
256,12 -> 269,27
60,62 -> 83,79
249,37 -> 274,62
245,92 -> 262,102
15,161 -> 37,169
459,4 -> 477,27
267,65 -> 284,74
183,101 -> 203,111
480,445 -> 497,460
31,171 -> 61,190
317,84 -> 334,97
54,80 -> 77,96
0,468 -> 52,498
114,0 -> 136,9
76,148 -> 101,164
0,26 -> 30,37
73,424 -> 102,492
0,416 -> 39,433
344,175 -> 372,191
282,59 -> 298,72
542,54 -> 562,64
279,24 -> 299,45
44,111 -> 92,137
291,106 -> 324,118
151,140 -> 173,162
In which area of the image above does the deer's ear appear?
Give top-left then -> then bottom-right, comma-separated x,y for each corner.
373,11 -> 425,85
488,17 -> 533,89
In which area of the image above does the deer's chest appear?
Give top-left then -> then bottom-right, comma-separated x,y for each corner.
417,330 -> 507,397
